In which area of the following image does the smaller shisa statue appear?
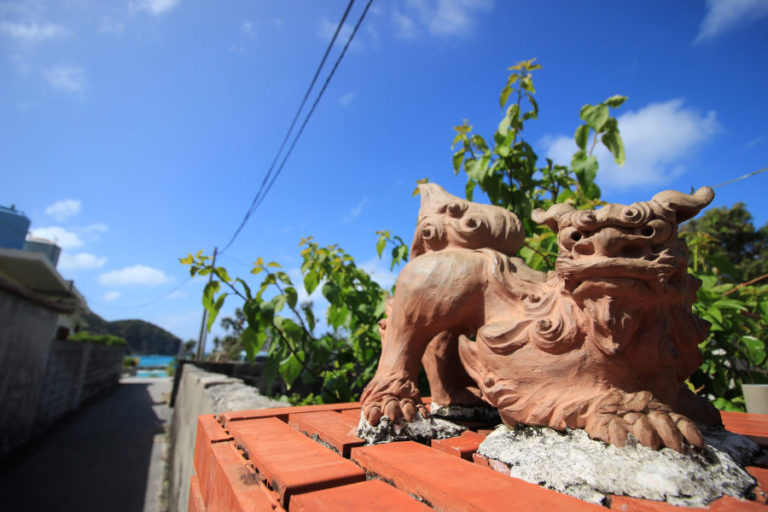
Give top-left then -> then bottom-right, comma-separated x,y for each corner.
359,183 -> 722,452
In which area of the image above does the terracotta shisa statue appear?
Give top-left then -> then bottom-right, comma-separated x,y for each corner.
360,183 -> 721,452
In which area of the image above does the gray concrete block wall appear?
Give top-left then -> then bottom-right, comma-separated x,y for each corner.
34,340 -> 85,427
167,364 -> 288,512
0,289 -> 124,454
0,289 -> 58,453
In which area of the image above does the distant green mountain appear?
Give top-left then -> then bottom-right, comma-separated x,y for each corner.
82,312 -> 181,356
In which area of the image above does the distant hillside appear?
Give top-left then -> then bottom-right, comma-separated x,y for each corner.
82,313 -> 181,356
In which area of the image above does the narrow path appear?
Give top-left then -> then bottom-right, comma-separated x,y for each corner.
0,377 -> 172,512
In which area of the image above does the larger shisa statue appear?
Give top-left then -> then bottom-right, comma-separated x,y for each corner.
360,183 -> 721,452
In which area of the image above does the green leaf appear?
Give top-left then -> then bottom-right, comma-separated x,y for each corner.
267,261 -> 281,268
179,253 -> 194,265
202,280 -> 220,309
581,104 -> 609,131
303,305 -> 316,332
376,234 -> 387,258
497,111 -> 511,136
242,327 -> 266,358
604,95 -> 627,108
713,397 -> 745,412
520,75 -> 536,93
304,270 -> 319,295
471,134 -> 489,152
391,243 -> 408,270
214,267 -> 231,282
206,293 -> 227,331
465,180 -> 476,202
272,294 -> 286,313
285,287 -> 298,308
741,335 -> 766,366
499,85 -> 513,109
601,129 -> 625,166
260,300 -> 276,324
276,271 -> 291,285
452,150 -> 465,174
279,352 -> 303,388
572,154 -> 598,186
574,124 -> 590,151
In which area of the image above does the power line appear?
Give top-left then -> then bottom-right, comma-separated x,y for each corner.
247,0 -> 374,219
102,276 -> 194,310
712,167 -> 767,189
220,0 -> 358,255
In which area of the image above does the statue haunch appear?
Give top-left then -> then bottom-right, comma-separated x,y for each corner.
360,183 -> 722,452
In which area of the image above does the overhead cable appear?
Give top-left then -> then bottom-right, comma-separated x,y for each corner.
219,0 -> 359,254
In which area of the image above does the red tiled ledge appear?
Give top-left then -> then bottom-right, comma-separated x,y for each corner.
189,401 -> 768,511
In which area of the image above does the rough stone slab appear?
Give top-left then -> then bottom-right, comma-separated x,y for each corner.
356,413 -> 465,445
429,402 -> 500,423
477,425 -> 760,507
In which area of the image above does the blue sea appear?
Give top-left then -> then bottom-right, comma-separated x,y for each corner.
137,355 -> 175,368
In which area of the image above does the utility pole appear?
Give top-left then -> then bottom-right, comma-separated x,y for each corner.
196,246 -> 218,360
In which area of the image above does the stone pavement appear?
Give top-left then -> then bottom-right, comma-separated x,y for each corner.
0,377 -> 172,512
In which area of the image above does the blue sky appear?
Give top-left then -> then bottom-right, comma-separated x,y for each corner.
1,0 -> 767,343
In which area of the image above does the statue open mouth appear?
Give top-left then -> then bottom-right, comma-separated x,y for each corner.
557,256 -> 678,296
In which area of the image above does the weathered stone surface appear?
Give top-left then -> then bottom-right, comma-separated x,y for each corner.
429,402 -> 499,422
477,424 -> 759,507
357,413 -> 465,445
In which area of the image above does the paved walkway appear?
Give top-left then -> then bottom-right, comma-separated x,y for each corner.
0,377 -> 172,512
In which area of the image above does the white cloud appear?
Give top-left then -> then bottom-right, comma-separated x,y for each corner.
43,65 -> 86,92
45,199 -> 81,221
98,17 -> 125,35
394,0 -> 493,39
154,310 -> 200,340
694,0 -> 768,44
393,11 -> 417,39
84,223 -> 108,234
29,226 -> 83,249
99,265 -> 173,287
342,198 -> 367,223
132,0 -> 182,16
103,291 -> 121,302
0,21 -> 68,44
241,20 -> 255,38
359,257 -> 399,290
59,252 -> 107,271
317,18 -> 360,50
165,290 -> 188,299
542,99 -> 719,188
338,91 -> 357,107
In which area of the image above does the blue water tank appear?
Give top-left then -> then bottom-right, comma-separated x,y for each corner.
0,205 -> 31,249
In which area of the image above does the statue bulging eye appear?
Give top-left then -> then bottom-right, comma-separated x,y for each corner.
558,227 -> 580,250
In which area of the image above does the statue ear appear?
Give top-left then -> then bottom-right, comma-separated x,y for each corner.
651,187 -> 714,223
531,203 -> 575,232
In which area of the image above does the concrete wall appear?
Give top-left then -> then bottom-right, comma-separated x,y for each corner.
0,288 -> 59,453
0,288 -> 124,453
167,364 -> 288,512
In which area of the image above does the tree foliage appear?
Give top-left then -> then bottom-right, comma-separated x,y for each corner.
69,331 -> 127,346
450,58 -> 626,271
181,239 -> 388,404
682,203 -> 768,283
682,205 -> 768,411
